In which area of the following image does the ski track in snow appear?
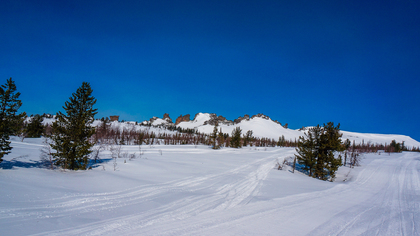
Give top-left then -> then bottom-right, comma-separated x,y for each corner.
180,152 -> 420,236
302,153 -> 420,236
2,145 -> 419,236
2,149 -> 282,236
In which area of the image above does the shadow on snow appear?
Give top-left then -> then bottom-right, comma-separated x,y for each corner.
0,158 -> 113,170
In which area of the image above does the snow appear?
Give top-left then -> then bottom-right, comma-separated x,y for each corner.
176,112 -> 212,129
150,118 -> 169,126
36,112 -> 420,148
341,130 -> 420,148
179,116 -> 302,141
1,137 -> 419,235
175,113 -> 420,148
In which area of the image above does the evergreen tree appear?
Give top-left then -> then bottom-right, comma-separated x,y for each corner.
0,78 -> 24,163
389,140 -> 402,153
343,139 -> 351,166
243,130 -> 254,147
315,122 -> 344,180
295,125 -> 321,176
210,122 -> 219,149
50,82 -> 97,170
277,135 -> 286,147
295,122 -> 344,180
217,128 -> 225,148
26,114 -> 44,138
230,127 -> 242,148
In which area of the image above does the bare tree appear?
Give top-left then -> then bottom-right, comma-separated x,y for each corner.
91,142 -> 105,163
349,151 -> 361,168
110,144 -> 123,171
138,145 -> 144,158
110,144 -> 122,159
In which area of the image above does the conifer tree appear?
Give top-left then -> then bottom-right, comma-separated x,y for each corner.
217,128 -> 225,148
243,130 -> 254,147
230,127 -> 242,148
0,78 -> 24,163
343,139 -> 351,166
210,122 -> 219,149
295,125 -> 321,176
26,114 -> 44,138
50,82 -> 97,170
315,122 -> 344,180
295,122 -> 344,180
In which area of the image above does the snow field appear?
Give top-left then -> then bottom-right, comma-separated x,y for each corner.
1,138 -> 419,235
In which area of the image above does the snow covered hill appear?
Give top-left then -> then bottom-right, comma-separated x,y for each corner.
166,112 -> 420,148
33,112 -> 420,148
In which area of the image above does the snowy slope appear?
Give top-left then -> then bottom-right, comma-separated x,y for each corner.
176,112 -> 301,140
33,112 -> 420,147
341,130 -> 420,148
176,113 -> 420,148
0,139 -> 419,235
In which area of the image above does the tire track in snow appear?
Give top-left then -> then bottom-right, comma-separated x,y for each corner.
304,153 -> 420,236
29,152 -> 281,236
148,152 -> 420,236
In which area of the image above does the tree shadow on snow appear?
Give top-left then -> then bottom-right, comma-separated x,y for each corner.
0,158 -> 114,170
288,162 -> 310,175
0,159 -> 47,169
89,158 -> 112,169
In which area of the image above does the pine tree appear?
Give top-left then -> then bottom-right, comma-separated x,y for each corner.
295,122 -> 344,180
389,140 -> 402,153
210,122 -> 219,149
50,82 -> 98,170
243,130 -> 254,147
230,127 -> 242,148
295,125 -> 321,176
316,122 -> 344,180
217,128 -> 225,148
26,114 -> 44,138
0,78 -> 24,163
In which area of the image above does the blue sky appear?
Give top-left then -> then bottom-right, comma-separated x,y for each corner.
1,0 -> 419,141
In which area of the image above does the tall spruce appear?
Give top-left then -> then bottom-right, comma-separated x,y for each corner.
295,125 -> 321,176
230,127 -> 242,148
210,122 -> 219,149
315,122 -> 344,180
50,82 -> 97,170
295,122 -> 344,180
0,78 -> 24,163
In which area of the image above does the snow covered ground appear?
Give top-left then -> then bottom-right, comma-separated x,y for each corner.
1,138 -> 419,235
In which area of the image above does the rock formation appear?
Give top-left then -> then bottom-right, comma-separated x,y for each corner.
175,114 -> 191,125
163,113 -> 173,123
110,115 -> 119,121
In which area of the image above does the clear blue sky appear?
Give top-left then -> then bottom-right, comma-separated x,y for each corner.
1,0 -> 419,141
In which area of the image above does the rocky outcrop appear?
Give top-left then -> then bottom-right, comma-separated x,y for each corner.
110,116 -> 119,121
149,116 -> 158,123
175,114 -> 191,125
203,113 -> 233,126
163,113 -> 173,123
233,114 -> 250,124
173,112 -> 284,127
251,113 -> 269,120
